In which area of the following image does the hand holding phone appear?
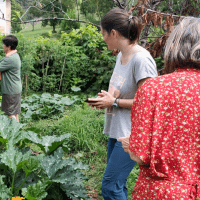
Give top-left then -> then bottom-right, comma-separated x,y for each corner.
84,98 -> 100,104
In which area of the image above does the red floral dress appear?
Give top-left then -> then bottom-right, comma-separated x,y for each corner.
129,68 -> 200,200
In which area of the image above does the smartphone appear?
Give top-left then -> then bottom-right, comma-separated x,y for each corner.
84,98 -> 99,104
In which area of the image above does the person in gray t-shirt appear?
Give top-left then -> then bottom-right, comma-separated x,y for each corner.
89,8 -> 158,200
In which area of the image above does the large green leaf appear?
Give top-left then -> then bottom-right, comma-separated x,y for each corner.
40,148 -> 90,199
61,183 -> 91,200
0,175 -> 12,199
0,142 -> 31,173
61,97 -> 75,105
22,154 -> 44,176
25,131 -> 71,154
41,147 -> 88,180
21,93 -> 75,120
0,115 -> 26,146
14,170 -> 41,190
22,180 -> 48,200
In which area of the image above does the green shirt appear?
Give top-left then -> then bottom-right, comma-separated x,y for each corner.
0,53 -> 22,95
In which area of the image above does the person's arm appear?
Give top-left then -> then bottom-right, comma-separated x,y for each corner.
118,136 -> 144,165
0,57 -> 12,72
130,85 -> 155,165
89,77 -> 151,109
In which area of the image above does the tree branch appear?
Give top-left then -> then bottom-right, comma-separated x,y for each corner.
0,17 -> 100,28
112,0 -> 125,9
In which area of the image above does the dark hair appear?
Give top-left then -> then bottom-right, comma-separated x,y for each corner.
164,17 -> 200,74
100,8 -> 140,43
2,35 -> 18,50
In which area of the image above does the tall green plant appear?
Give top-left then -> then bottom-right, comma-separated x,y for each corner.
0,115 -> 91,200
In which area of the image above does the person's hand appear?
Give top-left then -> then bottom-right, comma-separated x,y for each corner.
118,135 -> 130,153
88,103 -> 101,110
90,90 -> 115,109
87,97 -> 104,110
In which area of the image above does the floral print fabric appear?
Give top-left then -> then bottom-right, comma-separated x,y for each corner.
129,68 -> 200,199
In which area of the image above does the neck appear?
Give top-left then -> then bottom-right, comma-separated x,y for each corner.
117,40 -> 137,56
6,49 -> 12,54
6,49 -> 17,57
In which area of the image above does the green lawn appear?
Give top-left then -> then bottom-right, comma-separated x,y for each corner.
20,22 -> 59,38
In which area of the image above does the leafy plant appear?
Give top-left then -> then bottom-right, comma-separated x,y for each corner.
0,115 -> 91,200
21,93 -> 75,120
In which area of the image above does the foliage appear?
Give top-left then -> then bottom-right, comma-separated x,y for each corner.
80,0 -> 97,17
21,93 -> 75,120
0,25 -> 116,95
39,0 -> 74,33
0,115 -> 91,200
23,102 -> 108,199
22,102 -> 140,200
80,0 -> 114,22
60,10 -> 80,32
33,103 -> 107,152
11,0 -> 24,33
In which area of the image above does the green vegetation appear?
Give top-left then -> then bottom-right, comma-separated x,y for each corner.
21,93 -> 76,120
21,101 -> 140,200
0,114 -> 90,200
0,25 -> 116,97
20,22 -> 53,38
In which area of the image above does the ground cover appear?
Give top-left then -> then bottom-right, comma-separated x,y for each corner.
20,96 -> 140,200
20,22 -> 56,39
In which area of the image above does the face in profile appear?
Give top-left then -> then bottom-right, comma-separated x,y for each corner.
3,44 -> 11,53
101,27 -> 117,50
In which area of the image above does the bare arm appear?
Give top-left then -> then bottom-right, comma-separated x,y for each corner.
88,77 -> 151,109
114,77 -> 151,109
128,150 -> 144,165
118,136 -> 144,165
137,77 -> 150,88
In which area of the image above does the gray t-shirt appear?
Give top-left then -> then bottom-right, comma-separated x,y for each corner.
103,50 -> 158,139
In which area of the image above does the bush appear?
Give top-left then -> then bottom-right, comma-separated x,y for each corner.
10,25 -> 116,95
60,10 -> 80,31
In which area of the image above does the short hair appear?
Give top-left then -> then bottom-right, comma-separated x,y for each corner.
164,17 -> 200,74
2,35 -> 18,50
100,8 -> 141,43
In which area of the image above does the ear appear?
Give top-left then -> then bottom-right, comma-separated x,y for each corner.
111,29 -> 119,38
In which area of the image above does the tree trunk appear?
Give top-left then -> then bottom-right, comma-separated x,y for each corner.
32,22 -> 34,31
76,0 -> 79,21
52,23 -> 56,33
25,74 -> 28,98
59,51 -> 67,91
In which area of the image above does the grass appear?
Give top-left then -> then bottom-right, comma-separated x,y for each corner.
20,21 -> 60,38
22,103 -> 140,200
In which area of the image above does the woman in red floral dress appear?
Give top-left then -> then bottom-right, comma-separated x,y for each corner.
119,17 -> 200,199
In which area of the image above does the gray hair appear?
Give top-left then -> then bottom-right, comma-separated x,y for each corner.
164,17 -> 200,74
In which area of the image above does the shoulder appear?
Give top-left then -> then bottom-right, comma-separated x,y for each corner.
141,73 -> 175,92
9,53 -> 20,59
8,53 -> 21,62
134,50 -> 154,62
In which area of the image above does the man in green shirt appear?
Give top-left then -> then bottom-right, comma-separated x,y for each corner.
0,35 -> 22,122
